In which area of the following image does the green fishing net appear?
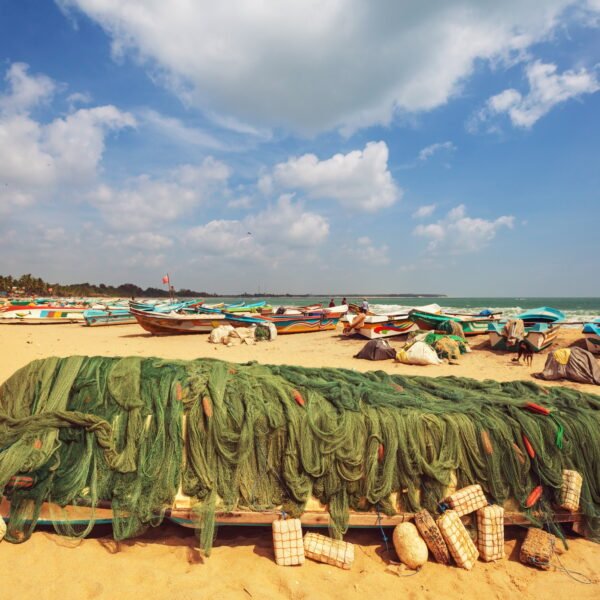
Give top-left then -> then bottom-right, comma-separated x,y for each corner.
1,356 -> 599,554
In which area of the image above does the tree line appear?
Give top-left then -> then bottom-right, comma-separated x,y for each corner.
0,274 -> 207,298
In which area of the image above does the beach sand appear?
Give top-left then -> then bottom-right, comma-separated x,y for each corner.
0,323 -> 599,599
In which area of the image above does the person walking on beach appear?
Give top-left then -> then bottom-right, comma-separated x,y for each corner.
329,298 -> 336,307
361,298 -> 369,313
342,297 -> 347,306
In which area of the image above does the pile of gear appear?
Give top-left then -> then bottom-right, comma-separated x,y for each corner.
0,356 -> 599,556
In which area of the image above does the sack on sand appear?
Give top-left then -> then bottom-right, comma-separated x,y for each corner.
536,347 -> 600,385
354,339 -> 396,361
396,341 -> 442,366
303,532 -> 354,569
272,518 -> 305,566
392,522 -> 429,570
209,325 -> 235,344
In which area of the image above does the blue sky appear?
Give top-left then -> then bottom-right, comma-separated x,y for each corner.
0,0 -> 599,295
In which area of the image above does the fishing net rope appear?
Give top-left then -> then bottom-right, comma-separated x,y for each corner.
0,356 -> 599,554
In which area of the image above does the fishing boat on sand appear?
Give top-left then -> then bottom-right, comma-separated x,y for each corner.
408,307 -> 498,336
342,304 -> 441,339
131,307 -> 230,334
0,305 -> 87,324
225,305 -> 347,334
583,319 -> 600,354
83,308 -> 137,326
488,307 -> 565,352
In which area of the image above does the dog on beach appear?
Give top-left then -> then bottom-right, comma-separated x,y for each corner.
512,340 -> 533,367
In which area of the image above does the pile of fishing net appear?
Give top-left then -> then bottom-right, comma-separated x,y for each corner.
1,356 -> 599,555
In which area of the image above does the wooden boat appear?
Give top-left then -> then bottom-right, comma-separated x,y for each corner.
131,307 -> 229,334
583,320 -> 600,354
0,306 -> 87,324
408,307 -> 497,336
225,310 -> 345,334
341,303 -> 441,339
224,301 -> 272,314
488,307 -> 565,352
0,478 -> 581,535
83,308 -> 136,326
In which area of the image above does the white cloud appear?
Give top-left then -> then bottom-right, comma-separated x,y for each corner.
0,63 -> 135,197
474,61 -> 600,129
413,204 -> 514,253
262,141 -> 399,212
227,196 -> 252,209
349,236 -> 390,265
67,91 -> 92,106
412,204 -> 436,218
185,195 -> 329,261
418,141 -> 456,161
44,106 -> 136,182
59,0 -> 595,134
139,108 -> 227,150
88,157 -> 231,230
0,63 -> 56,114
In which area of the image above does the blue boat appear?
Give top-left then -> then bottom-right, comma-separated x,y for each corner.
583,319 -> 600,355
512,306 -> 565,324
488,306 -> 565,352
83,308 -> 136,327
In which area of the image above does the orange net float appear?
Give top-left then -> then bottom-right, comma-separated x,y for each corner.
202,396 -> 213,418
525,485 -> 543,508
522,434 -> 536,459
292,389 -> 305,407
480,430 -> 494,455
512,443 -> 526,465
175,382 -> 183,401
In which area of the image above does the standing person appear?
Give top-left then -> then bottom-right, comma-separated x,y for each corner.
361,297 -> 369,313
341,297 -> 347,306
329,298 -> 336,307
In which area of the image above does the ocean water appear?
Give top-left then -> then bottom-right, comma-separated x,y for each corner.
209,296 -> 600,325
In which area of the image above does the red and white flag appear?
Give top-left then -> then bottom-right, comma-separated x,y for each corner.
162,275 -> 169,284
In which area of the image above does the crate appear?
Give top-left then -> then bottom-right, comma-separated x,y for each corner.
272,518 -> 305,566
560,470 -> 582,512
437,510 -> 479,570
413,509 -> 450,565
445,484 -> 488,517
519,528 -> 555,570
476,505 -> 504,562
303,532 -> 354,569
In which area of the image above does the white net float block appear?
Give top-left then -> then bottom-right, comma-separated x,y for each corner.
560,470 -> 582,512
272,518 -> 305,566
445,484 -> 488,517
438,510 -> 479,570
303,532 -> 354,569
476,505 -> 505,562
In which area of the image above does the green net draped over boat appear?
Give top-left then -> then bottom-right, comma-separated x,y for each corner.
1,356 -> 599,554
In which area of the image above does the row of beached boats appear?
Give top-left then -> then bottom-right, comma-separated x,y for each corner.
342,304 -> 599,354
1,297 -> 598,353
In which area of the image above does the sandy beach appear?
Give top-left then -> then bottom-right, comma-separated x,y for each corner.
0,322 -> 599,599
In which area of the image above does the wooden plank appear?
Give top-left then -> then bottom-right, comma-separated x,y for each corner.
1,498 -> 582,529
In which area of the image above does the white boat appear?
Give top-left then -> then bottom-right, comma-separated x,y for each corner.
342,304 -> 441,339
0,307 -> 86,324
